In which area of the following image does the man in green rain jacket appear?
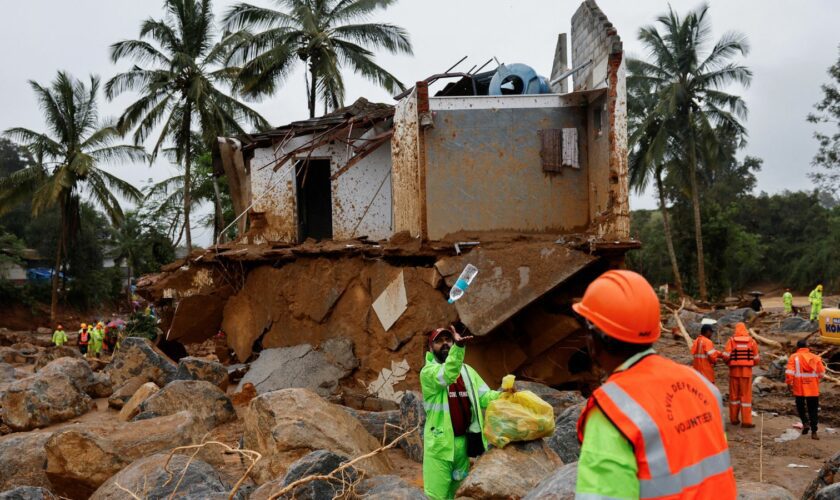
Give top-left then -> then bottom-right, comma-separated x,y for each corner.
809,284 -> 823,321
420,325 -> 499,500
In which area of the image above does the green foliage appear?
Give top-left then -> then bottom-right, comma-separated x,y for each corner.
125,311 -> 159,341
222,0 -> 413,117
808,46 -> 840,191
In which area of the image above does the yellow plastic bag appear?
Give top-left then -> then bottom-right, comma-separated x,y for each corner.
483,388 -> 555,448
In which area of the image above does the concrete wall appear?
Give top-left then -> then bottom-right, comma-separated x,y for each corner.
423,95 -> 590,240
391,86 -> 426,238
250,129 -> 393,243
571,0 -> 622,92
0,263 -> 25,281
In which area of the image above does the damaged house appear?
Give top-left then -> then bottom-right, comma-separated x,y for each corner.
138,0 -> 635,404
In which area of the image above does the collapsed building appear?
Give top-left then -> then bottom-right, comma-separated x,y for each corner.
137,0 -> 636,403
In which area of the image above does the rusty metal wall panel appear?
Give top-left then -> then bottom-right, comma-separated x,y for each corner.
423,104 -> 589,239
390,88 -> 424,237
435,242 -> 595,336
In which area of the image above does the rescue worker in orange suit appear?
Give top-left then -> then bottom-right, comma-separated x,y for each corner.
786,339 -> 826,440
691,324 -> 721,382
722,322 -> 760,427
573,270 -> 735,498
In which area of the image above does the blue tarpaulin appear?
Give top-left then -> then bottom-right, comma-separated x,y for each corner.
26,268 -> 65,281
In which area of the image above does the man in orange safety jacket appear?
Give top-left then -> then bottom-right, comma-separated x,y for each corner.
691,324 -> 720,382
722,322 -> 760,427
786,339 -> 826,440
574,270 -> 735,498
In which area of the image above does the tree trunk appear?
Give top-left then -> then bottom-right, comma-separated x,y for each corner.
655,170 -> 685,297
687,108 -> 707,301
125,261 -> 132,307
212,175 -> 225,244
308,64 -> 317,118
50,207 -> 66,322
182,104 -> 193,253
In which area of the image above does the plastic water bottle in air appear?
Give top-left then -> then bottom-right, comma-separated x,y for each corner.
448,264 -> 478,304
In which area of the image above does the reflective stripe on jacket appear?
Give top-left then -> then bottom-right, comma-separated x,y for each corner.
577,354 -> 736,499
419,344 -> 499,462
786,348 -> 825,397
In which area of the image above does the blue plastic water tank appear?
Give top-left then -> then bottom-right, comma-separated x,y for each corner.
489,63 -> 550,95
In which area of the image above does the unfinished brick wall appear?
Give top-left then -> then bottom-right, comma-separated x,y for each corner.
571,0 -> 623,92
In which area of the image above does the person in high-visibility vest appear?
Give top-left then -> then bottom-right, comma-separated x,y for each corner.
90,322 -> 104,357
782,288 -> 793,315
722,322 -> 760,427
420,325 -> 499,500
78,323 -> 90,357
786,339 -> 826,440
52,325 -> 68,347
691,324 -> 721,382
809,284 -> 823,321
574,270 -> 735,499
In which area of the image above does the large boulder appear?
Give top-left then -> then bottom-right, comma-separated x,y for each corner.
44,411 -> 203,498
514,382 -> 583,415
817,483 -> 840,500
251,450 -> 358,500
107,376 -> 148,410
355,475 -> 426,500
779,316 -> 813,333
0,487 -> 57,500
546,402 -> 583,463
174,357 -> 228,389
399,391 -> 425,463
714,308 -> 756,327
0,432 -> 53,490
341,407 -> 401,444
1,373 -> 93,431
33,346 -> 83,371
236,338 -> 358,397
523,462 -> 577,500
90,453 -> 229,500
736,481 -> 794,499
456,439 -> 562,499
0,363 -> 18,384
804,450 -> 840,499
104,337 -> 177,388
36,357 -> 112,398
134,380 -> 235,432
0,348 -> 27,364
243,388 -> 391,484
118,382 -> 159,421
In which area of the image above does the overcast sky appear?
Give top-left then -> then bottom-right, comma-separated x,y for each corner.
1,0 -> 837,245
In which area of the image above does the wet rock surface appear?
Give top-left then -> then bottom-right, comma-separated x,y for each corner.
174,356 -> 229,389
546,402 -> 583,463
398,391 -> 425,463
457,439 -> 562,499
0,432 -> 53,490
134,380 -> 235,432
251,449 -> 357,500
1,372 -> 93,431
523,461 -> 577,500
104,337 -> 177,388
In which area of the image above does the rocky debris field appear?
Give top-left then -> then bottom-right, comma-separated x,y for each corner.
0,316 -> 838,499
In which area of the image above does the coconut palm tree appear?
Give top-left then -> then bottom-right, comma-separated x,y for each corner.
0,71 -> 146,321
630,3 -> 752,300
222,0 -> 413,117
107,0 -> 269,252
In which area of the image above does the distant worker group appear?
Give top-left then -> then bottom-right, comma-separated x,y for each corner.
52,321 -> 122,357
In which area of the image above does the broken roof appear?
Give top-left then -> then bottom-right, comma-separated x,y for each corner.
236,97 -> 394,151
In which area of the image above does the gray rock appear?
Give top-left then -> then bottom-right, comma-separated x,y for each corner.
175,357 -> 228,388
0,364 -> 17,383
33,346 -> 83,371
457,439 -> 562,499
251,450 -> 357,500
804,450 -> 840,499
766,356 -> 788,381
104,337 -> 177,388
714,308 -> 756,327
135,380 -> 234,432
816,483 -> 840,500
37,357 -> 112,398
0,487 -> 57,500
236,340 -> 358,397
736,480 -> 794,499
523,462 -> 577,500
752,376 -> 785,396
779,316 -> 813,333
398,391 -> 425,463
356,475 -> 426,499
514,382 -> 583,415
547,402 -> 583,463
0,432 -> 53,490
341,407 -> 401,444
1,373 -> 93,431
0,348 -> 26,364
90,453 -> 229,500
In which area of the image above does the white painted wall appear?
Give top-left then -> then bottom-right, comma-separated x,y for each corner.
249,127 -> 393,243
0,263 -> 25,281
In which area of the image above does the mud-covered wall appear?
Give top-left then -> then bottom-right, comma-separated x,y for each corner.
251,145 -> 298,243
390,86 -> 425,238
423,95 -> 590,240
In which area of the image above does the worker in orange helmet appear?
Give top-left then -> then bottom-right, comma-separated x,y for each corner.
573,270 -> 735,499
786,339 -> 826,440
691,323 -> 721,383
721,322 -> 760,427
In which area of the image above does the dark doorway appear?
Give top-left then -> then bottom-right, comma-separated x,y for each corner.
296,159 -> 333,241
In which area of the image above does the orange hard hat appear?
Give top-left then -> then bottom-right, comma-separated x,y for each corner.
572,270 -> 661,344
80,323 -> 87,329
733,322 -> 749,337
